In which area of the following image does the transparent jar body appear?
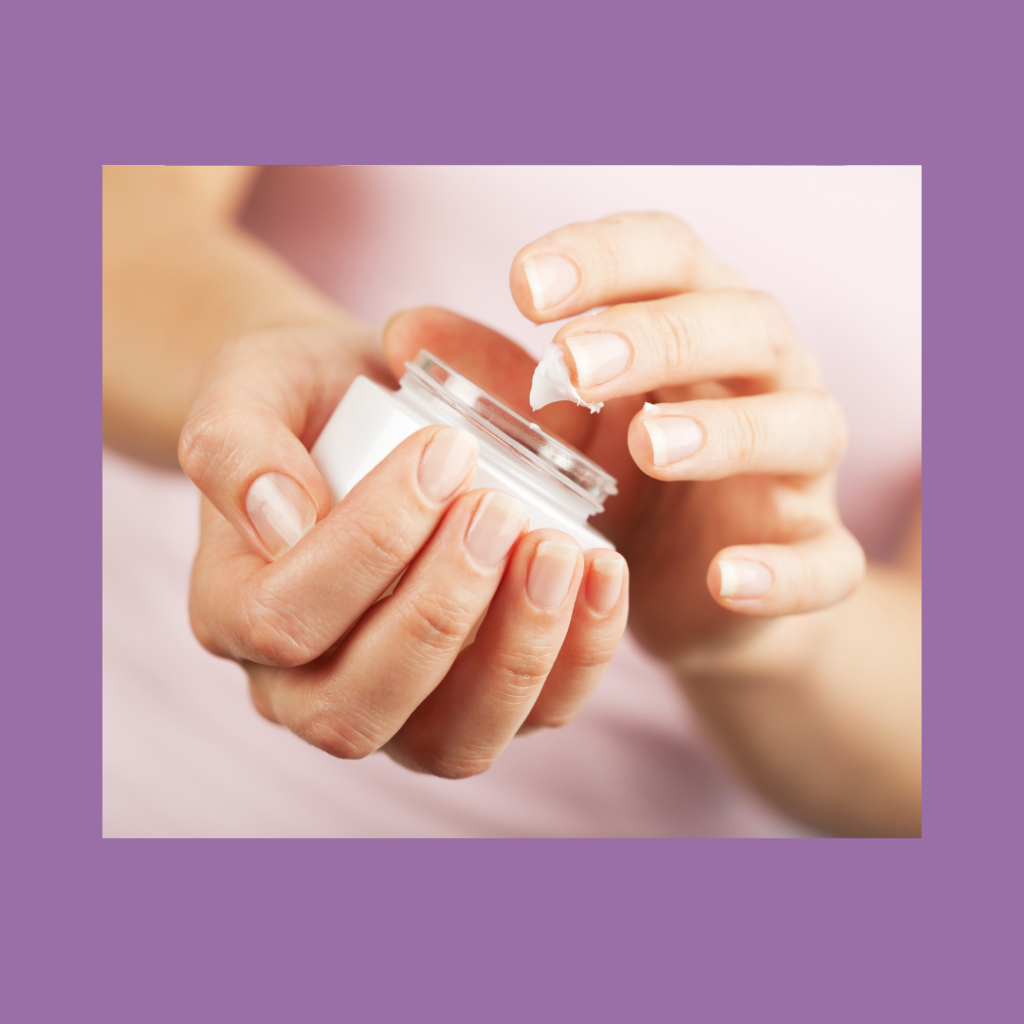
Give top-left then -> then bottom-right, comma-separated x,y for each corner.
310,352 -> 617,550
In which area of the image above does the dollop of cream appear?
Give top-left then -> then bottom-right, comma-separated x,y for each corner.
530,344 -> 604,413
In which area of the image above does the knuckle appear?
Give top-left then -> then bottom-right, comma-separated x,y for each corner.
240,590 -> 319,667
345,505 -> 420,576
566,637 -> 619,673
490,648 -> 553,701
177,404 -> 231,486
299,700 -> 385,761
730,403 -> 768,465
590,228 -> 624,292
402,591 -> 470,653
648,305 -> 698,373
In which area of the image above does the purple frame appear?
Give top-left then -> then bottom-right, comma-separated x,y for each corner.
5,1 -> 1016,1020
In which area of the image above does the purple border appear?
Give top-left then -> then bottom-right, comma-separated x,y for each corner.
6,1 -> 1017,1020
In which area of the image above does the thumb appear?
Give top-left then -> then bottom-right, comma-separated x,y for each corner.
179,327 -> 359,561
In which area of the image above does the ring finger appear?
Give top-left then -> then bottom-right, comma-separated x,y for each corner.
628,390 -> 848,480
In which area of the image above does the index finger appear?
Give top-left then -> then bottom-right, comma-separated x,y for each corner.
510,212 -> 746,323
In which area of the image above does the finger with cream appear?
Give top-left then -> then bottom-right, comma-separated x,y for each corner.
529,344 -> 604,414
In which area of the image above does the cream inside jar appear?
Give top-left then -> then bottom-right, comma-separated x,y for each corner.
311,351 -> 618,550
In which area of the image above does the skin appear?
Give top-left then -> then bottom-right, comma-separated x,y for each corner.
103,167 -> 921,834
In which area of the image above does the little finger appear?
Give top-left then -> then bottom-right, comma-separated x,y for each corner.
523,549 -> 628,729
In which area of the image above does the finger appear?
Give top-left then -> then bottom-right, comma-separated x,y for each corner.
628,390 -> 848,480
248,489 -> 530,760
381,306 -> 594,449
387,530 -> 584,778
178,327 -> 382,560
510,212 -> 746,323
190,425 -> 480,666
523,549 -> 628,729
539,289 -> 813,407
707,527 -> 866,617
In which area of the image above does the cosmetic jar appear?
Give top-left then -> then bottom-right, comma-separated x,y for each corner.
311,351 -> 617,550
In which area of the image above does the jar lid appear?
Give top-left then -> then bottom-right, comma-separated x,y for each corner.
404,351 -> 618,512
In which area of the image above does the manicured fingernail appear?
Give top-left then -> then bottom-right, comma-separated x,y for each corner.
523,254 -> 579,311
643,416 -> 704,465
419,427 -> 479,503
718,559 -> 773,599
587,556 -> 625,614
246,472 -> 317,558
565,333 -> 630,388
527,541 -> 580,607
465,492 -> 529,567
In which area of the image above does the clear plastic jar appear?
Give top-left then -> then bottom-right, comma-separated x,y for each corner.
311,351 -> 617,550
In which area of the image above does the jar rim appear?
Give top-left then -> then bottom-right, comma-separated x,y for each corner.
403,351 -> 618,510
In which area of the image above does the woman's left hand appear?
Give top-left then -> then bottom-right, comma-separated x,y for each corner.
383,212 -> 865,666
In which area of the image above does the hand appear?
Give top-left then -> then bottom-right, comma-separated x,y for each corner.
382,212 -> 864,666
179,326 -> 628,777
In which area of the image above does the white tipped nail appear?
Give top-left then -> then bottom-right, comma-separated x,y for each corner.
246,473 -> 317,558
718,559 -> 773,599
643,417 -> 703,466
523,254 -> 579,311
565,333 -> 630,388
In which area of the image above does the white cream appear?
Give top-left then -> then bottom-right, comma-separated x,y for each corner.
529,344 -> 604,414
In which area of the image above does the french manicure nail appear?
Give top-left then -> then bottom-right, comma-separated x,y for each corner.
246,472 -> 317,558
643,416 -> 704,466
464,492 -> 529,567
418,427 -> 479,503
527,541 -> 580,608
718,559 -> 773,599
587,556 -> 625,615
523,254 -> 579,311
565,333 -> 630,388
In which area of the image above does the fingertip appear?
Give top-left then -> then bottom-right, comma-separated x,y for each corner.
708,553 -> 775,613
585,550 -> 626,616
511,248 -> 582,322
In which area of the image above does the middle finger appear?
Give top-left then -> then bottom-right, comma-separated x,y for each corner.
540,289 -> 808,408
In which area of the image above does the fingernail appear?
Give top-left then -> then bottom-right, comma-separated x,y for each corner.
587,556 -> 625,615
246,472 -> 317,558
523,254 -> 579,311
643,416 -> 704,465
527,541 -> 580,608
565,333 -> 630,388
418,427 -> 479,503
464,492 -> 529,567
718,559 -> 773,599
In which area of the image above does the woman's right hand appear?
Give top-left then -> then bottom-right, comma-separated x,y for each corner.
178,326 -> 628,777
